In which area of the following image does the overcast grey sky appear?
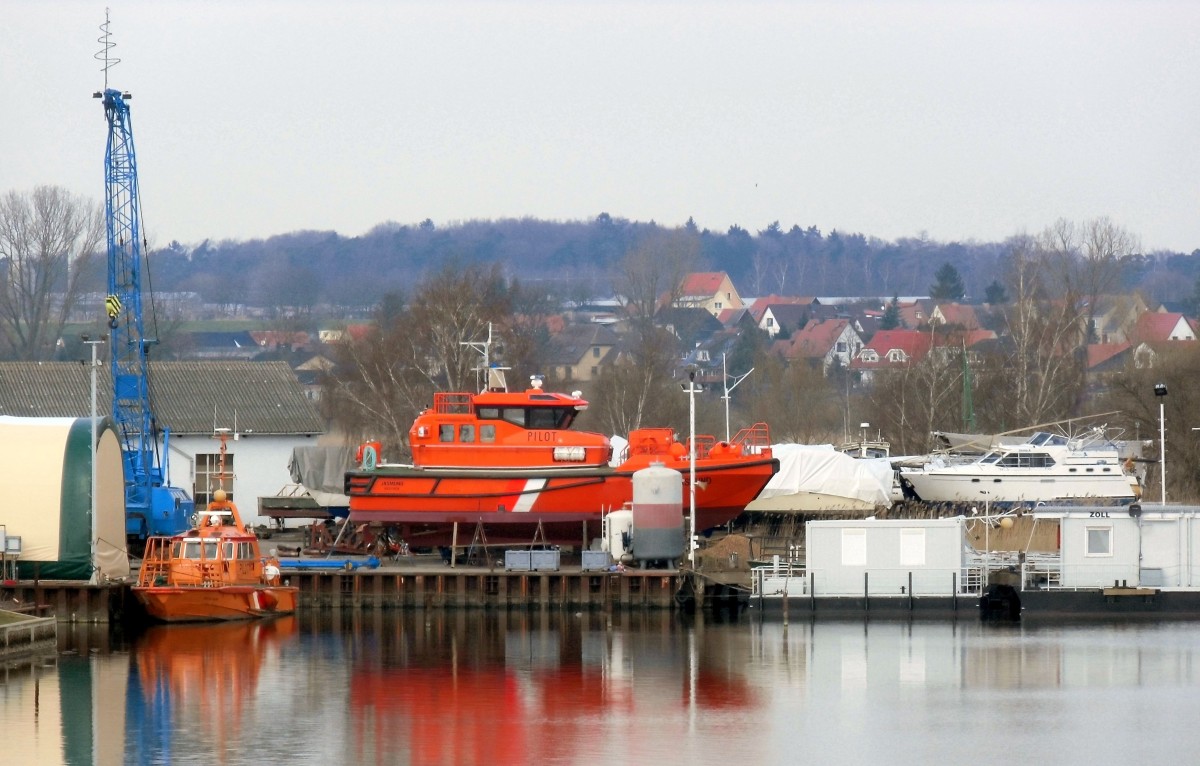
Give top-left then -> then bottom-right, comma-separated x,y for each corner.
5,0 -> 1198,252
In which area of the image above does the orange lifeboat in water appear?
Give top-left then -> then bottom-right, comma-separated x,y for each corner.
133,430 -> 299,622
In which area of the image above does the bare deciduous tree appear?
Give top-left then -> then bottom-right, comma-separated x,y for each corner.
613,227 -> 700,324
744,355 -> 842,444
322,262 -> 520,456
0,186 -> 103,360
864,343 -> 964,454
589,325 -> 685,437
997,235 -> 1086,426
1039,217 -> 1137,343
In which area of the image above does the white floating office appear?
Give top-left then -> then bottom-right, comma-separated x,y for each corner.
1033,505 -> 1200,589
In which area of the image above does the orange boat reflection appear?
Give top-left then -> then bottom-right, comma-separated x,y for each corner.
347,624 -> 757,764
126,618 -> 298,763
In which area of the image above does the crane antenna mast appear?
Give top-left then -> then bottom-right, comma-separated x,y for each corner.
94,8 -> 120,90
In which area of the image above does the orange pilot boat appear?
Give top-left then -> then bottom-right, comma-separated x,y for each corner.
133,430 -> 299,622
345,373 -> 779,546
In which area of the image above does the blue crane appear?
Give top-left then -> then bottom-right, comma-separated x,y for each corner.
95,75 -> 193,546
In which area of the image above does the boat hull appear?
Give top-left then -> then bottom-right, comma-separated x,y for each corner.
133,584 -> 299,623
899,469 -> 1137,504
346,457 -> 780,546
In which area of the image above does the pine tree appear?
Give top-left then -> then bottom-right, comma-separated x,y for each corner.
881,295 -> 901,330
984,279 -> 1009,305
930,262 -> 966,301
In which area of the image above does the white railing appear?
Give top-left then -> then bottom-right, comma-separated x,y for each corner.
750,563 -> 985,599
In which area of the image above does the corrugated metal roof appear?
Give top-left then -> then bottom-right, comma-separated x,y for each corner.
0,361 -> 324,436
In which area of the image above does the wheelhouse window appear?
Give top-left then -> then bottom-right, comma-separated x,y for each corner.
529,407 -> 577,430
459,424 -> 475,443
480,424 -> 496,443
501,408 -> 526,427
487,406 -> 579,430
439,424 -> 454,442
184,540 -> 219,560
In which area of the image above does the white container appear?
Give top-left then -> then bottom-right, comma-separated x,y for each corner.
604,509 -> 634,560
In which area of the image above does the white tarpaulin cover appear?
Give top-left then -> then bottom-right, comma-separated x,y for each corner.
287,445 -> 355,507
746,443 -> 894,512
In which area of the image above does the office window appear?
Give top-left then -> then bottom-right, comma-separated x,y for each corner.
842,528 -> 867,566
899,528 -> 926,566
1085,526 -> 1112,556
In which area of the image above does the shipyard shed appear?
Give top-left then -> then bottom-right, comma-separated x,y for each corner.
805,517 -> 967,597
0,416 -> 128,581
0,361 -> 326,526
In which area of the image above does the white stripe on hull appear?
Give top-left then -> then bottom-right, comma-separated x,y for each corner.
512,478 -> 546,512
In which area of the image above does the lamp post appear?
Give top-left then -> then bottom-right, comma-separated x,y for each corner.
1155,383 -> 1168,505
83,334 -> 106,583
683,368 -> 702,567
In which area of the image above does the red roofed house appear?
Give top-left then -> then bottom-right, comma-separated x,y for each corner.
1129,312 -> 1198,368
897,300 -> 935,329
849,329 -> 935,385
1130,312 -> 1197,344
771,318 -> 863,374
758,303 -> 812,338
930,303 -> 981,330
1085,342 -> 1133,391
676,272 -> 744,317
746,295 -> 820,324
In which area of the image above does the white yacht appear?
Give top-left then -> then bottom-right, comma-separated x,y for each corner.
899,429 -> 1140,505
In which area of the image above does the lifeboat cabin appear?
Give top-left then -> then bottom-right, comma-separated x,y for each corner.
408,378 -> 613,470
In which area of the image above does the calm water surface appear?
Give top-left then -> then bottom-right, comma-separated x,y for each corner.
4,610 -> 1200,765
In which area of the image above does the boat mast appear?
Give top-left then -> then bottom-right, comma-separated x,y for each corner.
461,323 -> 510,392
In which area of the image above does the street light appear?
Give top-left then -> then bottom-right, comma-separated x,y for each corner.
682,368 -> 703,567
1155,382 -> 1168,506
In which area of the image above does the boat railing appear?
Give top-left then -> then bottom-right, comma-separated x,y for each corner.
1019,555 -> 1064,590
137,535 -> 234,588
137,537 -> 174,587
750,562 -> 986,598
1016,555 -> 1174,591
686,434 -> 716,459
433,393 -> 473,414
732,422 -> 772,455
